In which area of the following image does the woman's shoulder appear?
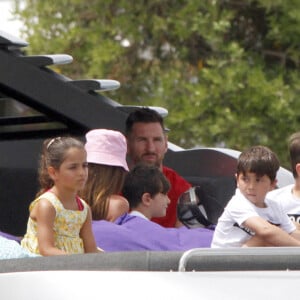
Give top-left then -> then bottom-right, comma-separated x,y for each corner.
107,195 -> 129,222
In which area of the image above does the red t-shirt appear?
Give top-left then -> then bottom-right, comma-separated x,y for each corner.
151,166 -> 191,227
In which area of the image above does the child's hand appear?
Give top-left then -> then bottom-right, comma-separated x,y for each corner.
243,235 -> 268,247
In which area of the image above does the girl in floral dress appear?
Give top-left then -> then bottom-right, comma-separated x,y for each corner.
21,137 -> 99,255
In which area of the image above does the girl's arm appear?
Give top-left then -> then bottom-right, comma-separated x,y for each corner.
80,207 -> 101,253
32,199 -> 67,256
243,216 -> 300,247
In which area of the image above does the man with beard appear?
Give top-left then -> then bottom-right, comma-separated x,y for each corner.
125,107 -> 191,227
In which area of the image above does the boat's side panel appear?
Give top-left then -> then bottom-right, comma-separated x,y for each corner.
0,270 -> 298,300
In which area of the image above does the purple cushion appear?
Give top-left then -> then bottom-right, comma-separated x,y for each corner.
92,213 -> 213,251
0,231 -> 22,242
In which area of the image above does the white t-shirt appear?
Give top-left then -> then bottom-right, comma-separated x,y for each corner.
211,188 -> 296,248
268,184 -> 300,224
129,210 -> 148,220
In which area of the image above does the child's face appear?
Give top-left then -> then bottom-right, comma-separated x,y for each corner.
150,192 -> 170,218
236,172 -> 277,207
50,147 -> 88,192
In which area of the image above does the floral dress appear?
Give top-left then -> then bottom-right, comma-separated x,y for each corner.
21,191 -> 88,254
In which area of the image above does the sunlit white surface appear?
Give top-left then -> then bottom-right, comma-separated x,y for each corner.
0,0 -> 23,37
0,270 -> 299,300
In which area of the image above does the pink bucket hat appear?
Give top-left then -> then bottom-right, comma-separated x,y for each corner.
85,129 -> 129,171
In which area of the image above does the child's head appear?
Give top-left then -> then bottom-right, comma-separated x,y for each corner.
122,164 -> 170,216
37,136 -> 85,195
236,145 -> 279,206
237,145 -> 279,182
288,132 -> 300,178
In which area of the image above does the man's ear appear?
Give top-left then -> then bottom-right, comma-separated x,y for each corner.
141,192 -> 152,207
164,134 -> 168,154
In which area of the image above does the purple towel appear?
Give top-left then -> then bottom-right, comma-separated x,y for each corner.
92,213 -> 213,251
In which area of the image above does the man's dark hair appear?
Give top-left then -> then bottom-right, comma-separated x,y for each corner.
237,145 -> 279,182
122,164 -> 170,209
125,107 -> 165,136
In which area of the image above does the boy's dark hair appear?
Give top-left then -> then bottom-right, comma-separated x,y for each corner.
237,145 -> 279,182
125,107 -> 165,136
288,132 -> 300,178
122,164 -> 170,209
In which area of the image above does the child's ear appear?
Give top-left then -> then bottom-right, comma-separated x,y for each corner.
270,179 -> 278,190
296,163 -> 300,177
47,166 -> 57,181
235,173 -> 239,187
141,193 -> 152,207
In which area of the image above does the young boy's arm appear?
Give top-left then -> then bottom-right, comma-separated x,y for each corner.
243,216 -> 300,247
292,222 -> 300,231
290,229 -> 300,241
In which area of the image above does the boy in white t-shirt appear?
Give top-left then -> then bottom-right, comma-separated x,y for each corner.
268,132 -> 300,228
211,145 -> 300,248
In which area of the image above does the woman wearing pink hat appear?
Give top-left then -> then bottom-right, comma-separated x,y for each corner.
80,129 -> 129,222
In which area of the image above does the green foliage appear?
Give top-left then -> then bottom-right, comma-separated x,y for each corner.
13,0 -> 300,168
